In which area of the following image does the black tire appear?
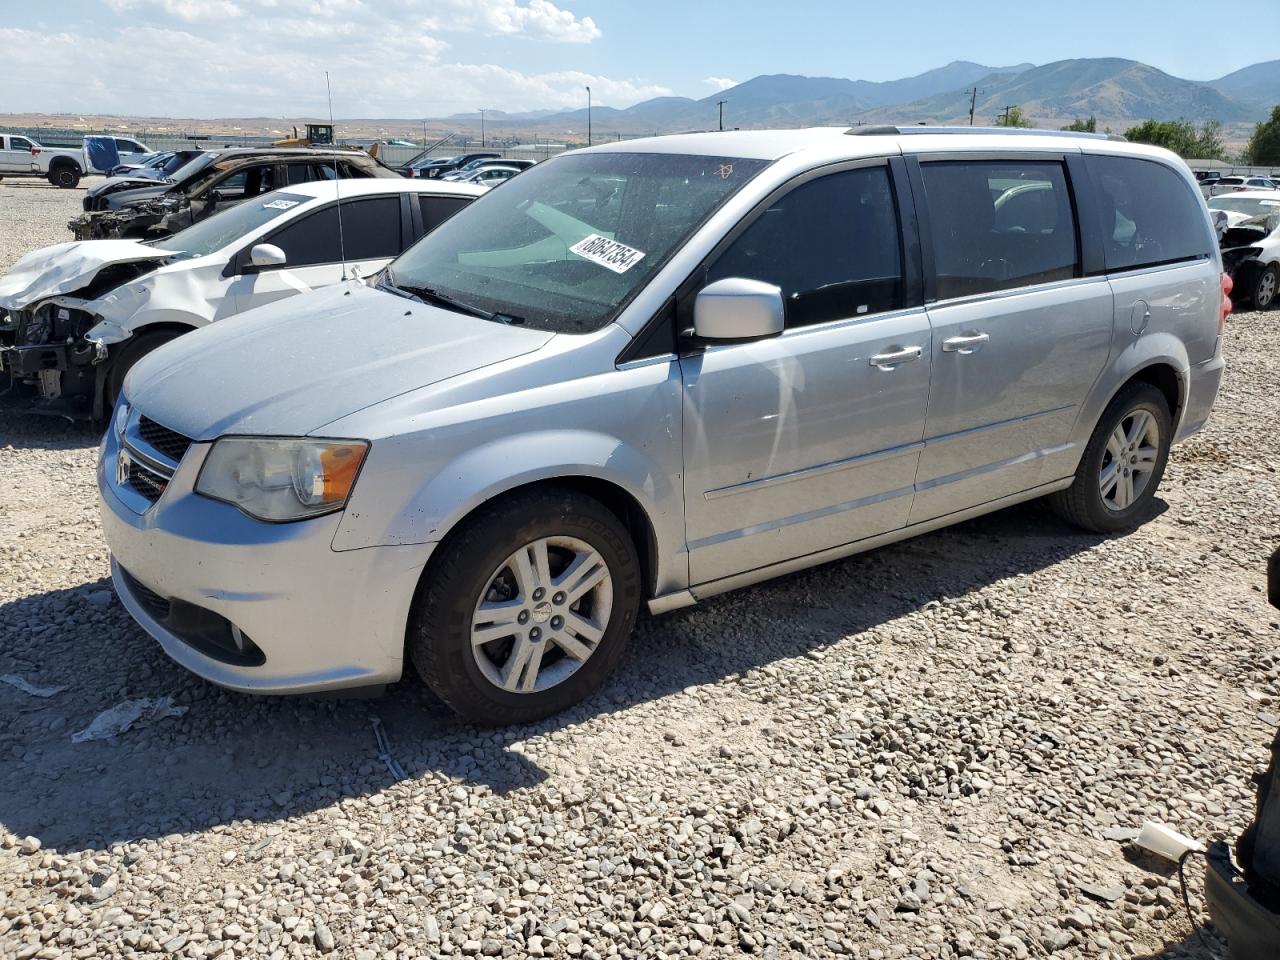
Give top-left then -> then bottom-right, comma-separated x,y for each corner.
49,166 -> 81,189
1253,263 -> 1279,310
103,329 -> 185,411
1049,381 -> 1172,533
408,486 -> 641,726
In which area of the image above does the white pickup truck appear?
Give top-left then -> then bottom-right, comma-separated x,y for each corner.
0,134 -> 151,188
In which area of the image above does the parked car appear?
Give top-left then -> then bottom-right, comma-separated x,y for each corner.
458,165 -> 523,188
69,148 -> 396,241
108,150 -> 203,179
441,157 -> 535,181
0,134 -> 90,188
83,135 -> 152,175
1206,175 -> 1280,198
0,179 -> 482,415
99,127 -> 1226,724
407,152 -> 500,179
1212,192 -> 1280,309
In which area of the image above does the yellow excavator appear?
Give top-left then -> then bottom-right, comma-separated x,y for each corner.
272,123 -> 379,159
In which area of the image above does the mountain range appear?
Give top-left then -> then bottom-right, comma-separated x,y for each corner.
447,58 -> 1280,135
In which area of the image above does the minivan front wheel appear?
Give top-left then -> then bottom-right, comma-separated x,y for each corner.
1049,382 -> 1172,533
409,487 -> 641,725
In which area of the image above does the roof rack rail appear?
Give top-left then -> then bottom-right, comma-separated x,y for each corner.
846,124 -> 1125,142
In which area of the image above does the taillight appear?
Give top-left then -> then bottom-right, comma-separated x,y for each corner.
30,146 -> 39,156
1220,271 -> 1233,333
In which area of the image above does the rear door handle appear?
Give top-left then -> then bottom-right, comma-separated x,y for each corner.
942,332 -> 990,354
868,345 -> 923,370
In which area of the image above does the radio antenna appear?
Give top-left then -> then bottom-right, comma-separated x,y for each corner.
325,71 -> 349,278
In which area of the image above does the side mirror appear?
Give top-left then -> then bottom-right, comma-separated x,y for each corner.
249,243 -> 287,269
690,278 -> 785,343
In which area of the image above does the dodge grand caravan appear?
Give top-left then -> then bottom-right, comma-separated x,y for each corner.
98,127 -> 1228,724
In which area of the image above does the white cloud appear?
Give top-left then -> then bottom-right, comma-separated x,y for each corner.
0,21 -> 668,117
704,77 -> 738,92
105,0 -> 242,20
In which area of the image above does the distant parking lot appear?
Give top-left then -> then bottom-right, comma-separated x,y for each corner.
1,178 -> 1278,960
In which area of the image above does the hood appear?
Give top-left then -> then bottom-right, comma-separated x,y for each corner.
124,283 -> 555,440
0,240 -> 172,310
88,175 -> 167,197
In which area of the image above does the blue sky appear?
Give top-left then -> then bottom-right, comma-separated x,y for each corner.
4,0 -> 1274,118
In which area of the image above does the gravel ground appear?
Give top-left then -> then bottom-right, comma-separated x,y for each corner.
2,178 -> 1278,960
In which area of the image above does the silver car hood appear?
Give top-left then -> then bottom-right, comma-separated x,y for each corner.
123,282 -> 555,440
0,240 -> 171,310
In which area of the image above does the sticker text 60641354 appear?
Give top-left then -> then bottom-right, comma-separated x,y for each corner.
569,234 -> 646,274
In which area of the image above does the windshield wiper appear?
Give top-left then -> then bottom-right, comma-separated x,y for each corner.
385,276 -> 524,325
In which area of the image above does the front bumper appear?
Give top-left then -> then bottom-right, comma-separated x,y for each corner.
0,341 -> 97,399
1175,348 -> 1227,444
97,420 -> 430,693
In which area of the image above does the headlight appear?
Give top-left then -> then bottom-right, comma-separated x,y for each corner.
195,437 -> 369,522
114,400 -> 130,440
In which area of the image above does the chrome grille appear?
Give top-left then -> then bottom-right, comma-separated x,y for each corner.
137,416 -> 193,463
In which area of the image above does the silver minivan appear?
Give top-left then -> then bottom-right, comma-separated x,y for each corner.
98,127 -> 1228,724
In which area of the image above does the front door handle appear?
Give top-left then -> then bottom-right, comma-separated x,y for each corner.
868,345 -> 923,370
942,332 -> 990,354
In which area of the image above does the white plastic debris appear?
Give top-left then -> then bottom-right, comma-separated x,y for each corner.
1135,821 -> 1205,861
0,674 -> 65,698
71,696 -> 187,743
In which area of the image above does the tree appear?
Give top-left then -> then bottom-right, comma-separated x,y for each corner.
1062,116 -> 1097,133
1245,106 -> 1280,166
995,105 -> 1032,128
1123,119 -> 1225,159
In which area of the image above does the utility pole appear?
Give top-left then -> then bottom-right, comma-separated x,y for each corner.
477,108 -> 487,147
717,99 -> 727,131
585,86 -> 592,146
968,88 -> 979,126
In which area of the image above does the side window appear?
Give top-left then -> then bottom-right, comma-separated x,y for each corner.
10,137 -> 33,151
286,163 -> 311,185
212,170 -> 248,200
116,139 -> 143,153
419,195 -> 471,233
338,197 -> 402,260
920,160 -> 1077,299
706,166 -> 904,329
1086,155 -> 1213,272
264,206 -> 342,267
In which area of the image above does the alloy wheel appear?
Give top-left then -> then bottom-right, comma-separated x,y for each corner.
1257,269 -> 1277,309
1099,409 -> 1160,511
470,536 -> 613,694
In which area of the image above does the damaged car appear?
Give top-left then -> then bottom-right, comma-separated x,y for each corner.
2,178 -> 483,416
70,147 -> 397,242
1212,191 -> 1280,309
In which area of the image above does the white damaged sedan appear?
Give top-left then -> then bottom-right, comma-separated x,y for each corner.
0,178 -> 482,415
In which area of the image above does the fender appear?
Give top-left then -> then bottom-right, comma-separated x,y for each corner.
1068,330 -> 1190,457
333,429 -> 688,597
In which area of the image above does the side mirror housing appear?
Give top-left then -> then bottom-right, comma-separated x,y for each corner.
691,278 -> 785,343
249,243 -> 287,269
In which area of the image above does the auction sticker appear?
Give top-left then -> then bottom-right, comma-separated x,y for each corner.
263,199 -> 300,210
570,234 -> 646,274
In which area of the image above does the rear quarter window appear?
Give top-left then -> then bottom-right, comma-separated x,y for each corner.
1085,155 -> 1212,272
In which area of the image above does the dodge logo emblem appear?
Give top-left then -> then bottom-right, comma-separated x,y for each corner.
116,449 -> 132,486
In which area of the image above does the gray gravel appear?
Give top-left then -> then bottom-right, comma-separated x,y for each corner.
2,178 -> 1279,960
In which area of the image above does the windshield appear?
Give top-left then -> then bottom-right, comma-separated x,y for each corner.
152,191 -> 312,257
386,152 -> 769,333
166,151 -> 222,185
1209,196 -> 1280,217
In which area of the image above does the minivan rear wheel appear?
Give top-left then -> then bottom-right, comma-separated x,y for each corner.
1048,381 -> 1172,533
408,487 -> 641,726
